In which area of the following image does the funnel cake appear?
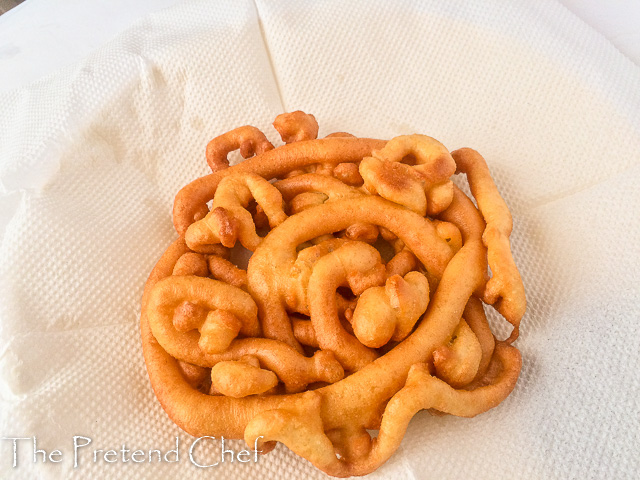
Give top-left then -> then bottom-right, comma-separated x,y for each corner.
140,111 -> 526,477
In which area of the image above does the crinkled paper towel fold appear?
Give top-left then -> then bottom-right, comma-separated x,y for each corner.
0,0 -> 639,478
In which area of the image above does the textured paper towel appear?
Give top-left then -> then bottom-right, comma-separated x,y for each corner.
0,0 -> 639,478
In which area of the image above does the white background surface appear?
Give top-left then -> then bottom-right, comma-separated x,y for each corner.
0,0 -> 639,95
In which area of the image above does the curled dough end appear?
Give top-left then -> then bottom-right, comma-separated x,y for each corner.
186,173 -> 287,252
352,271 -> 430,348
273,111 -> 319,143
211,359 -> 278,398
206,125 -> 274,172
452,148 -> 526,342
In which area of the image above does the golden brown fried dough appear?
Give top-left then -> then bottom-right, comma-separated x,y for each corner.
142,113 -> 526,477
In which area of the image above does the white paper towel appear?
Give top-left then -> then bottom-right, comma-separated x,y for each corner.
0,0 -> 638,478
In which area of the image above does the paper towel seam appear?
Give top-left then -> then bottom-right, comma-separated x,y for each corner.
252,0 -> 287,112
548,0 -> 640,74
522,161 -> 640,213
